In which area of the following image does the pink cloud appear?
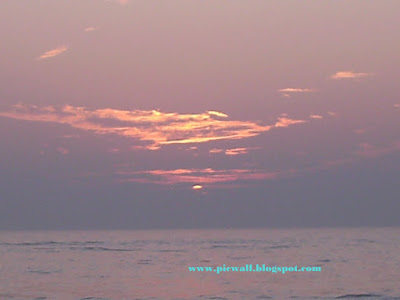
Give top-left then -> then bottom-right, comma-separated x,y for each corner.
37,46 -> 68,60
330,71 -> 374,80
117,168 -> 291,187
274,117 -> 307,128
309,114 -> 323,119
278,88 -> 315,98
84,27 -> 97,32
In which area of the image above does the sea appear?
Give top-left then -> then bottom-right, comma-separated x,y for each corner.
0,228 -> 399,300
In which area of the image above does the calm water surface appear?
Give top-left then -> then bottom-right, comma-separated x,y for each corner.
0,228 -> 399,300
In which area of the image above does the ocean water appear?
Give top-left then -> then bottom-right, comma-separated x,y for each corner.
0,228 -> 399,300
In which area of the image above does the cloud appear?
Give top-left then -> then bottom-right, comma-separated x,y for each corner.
84,27 -> 97,32
0,105 -> 265,148
274,117 -> 307,128
225,147 -> 249,156
330,71 -> 374,80
0,104 -> 307,150
209,147 -> 259,156
37,46 -> 68,60
209,148 -> 224,154
225,147 -> 259,156
116,139 -> 400,188
207,110 -> 228,118
278,88 -> 315,93
117,168 -> 291,187
278,88 -> 315,98
309,114 -> 323,119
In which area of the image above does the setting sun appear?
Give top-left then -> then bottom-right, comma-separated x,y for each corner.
192,185 -> 203,190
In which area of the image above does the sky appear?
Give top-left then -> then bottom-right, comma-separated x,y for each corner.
0,0 -> 399,229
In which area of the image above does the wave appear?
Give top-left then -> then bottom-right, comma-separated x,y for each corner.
335,294 -> 382,299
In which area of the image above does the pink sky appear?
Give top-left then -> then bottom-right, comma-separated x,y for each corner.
0,0 -> 399,229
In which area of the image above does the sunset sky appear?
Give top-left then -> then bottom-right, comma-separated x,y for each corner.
1,0 -> 399,229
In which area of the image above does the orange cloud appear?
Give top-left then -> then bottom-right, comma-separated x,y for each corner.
37,46 -> 68,60
330,71 -> 374,80
209,148 -> 224,154
224,147 -> 260,156
207,110 -> 228,118
274,117 -> 307,128
0,104 -> 307,150
226,148 -> 248,156
225,148 -> 248,156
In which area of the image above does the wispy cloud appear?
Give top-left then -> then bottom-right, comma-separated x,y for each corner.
278,88 -> 315,93
117,168 -> 292,187
274,117 -> 307,128
330,71 -> 374,80
309,114 -> 323,119
225,147 -> 249,156
207,110 -> 228,118
278,88 -> 315,98
226,147 -> 259,156
84,27 -> 97,32
0,105 -> 258,149
209,147 -> 258,156
0,105 -> 310,149
37,46 -> 68,60
119,139 -> 400,188
209,148 -> 224,154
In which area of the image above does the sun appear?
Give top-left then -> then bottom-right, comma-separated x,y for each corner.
192,185 -> 203,190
